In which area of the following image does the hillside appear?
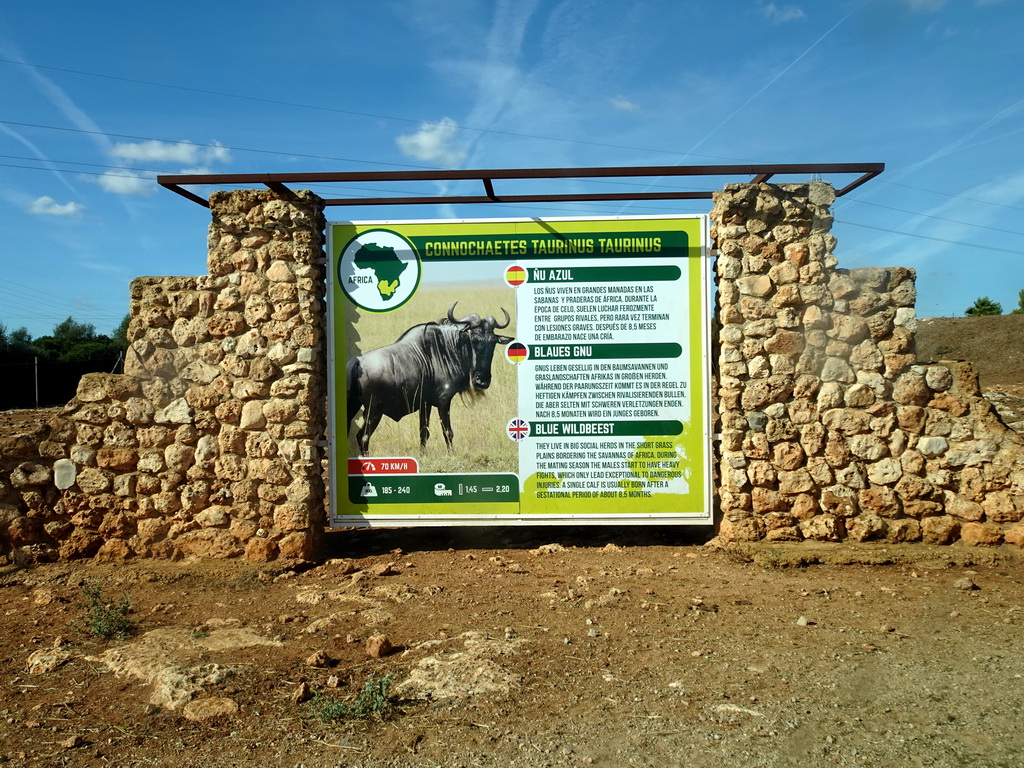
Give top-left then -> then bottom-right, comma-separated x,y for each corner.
916,314 -> 1024,391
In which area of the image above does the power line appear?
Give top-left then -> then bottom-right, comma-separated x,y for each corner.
835,219 -> 1024,256
0,145 -> 714,194
12,157 -> 1021,249
878,180 -> 1024,212
0,301 -> 121,329
0,119 -> 436,169
0,153 -> 190,175
841,198 -> 1024,236
0,58 -> 743,163
0,161 -> 164,181
3,158 -> 709,215
0,284 -> 124,323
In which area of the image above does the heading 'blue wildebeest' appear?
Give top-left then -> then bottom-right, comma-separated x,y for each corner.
346,303 -> 513,454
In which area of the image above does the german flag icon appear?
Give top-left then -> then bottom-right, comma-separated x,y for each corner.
506,342 -> 529,364
505,265 -> 527,286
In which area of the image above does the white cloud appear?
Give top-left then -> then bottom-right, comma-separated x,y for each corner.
98,142 -> 229,195
111,140 -> 197,163
396,118 -> 466,165
611,96 -> 640,112
204,142 -> 231,164
28,196 -> 84,217
761,2 -> 806,22
109,140 -> 231,166
98,172 -> 156,196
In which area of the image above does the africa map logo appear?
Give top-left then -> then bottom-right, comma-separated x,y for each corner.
338,229 -> 421,312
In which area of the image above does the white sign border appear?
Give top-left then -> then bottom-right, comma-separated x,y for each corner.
326,214 -> 712,527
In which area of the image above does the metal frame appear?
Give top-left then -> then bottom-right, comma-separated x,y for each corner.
157,163 -> 884,208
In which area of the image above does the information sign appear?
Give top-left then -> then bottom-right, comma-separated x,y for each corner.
327,216 -> 711,525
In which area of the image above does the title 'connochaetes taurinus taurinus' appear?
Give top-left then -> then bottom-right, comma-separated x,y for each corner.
346,303 -> 513,454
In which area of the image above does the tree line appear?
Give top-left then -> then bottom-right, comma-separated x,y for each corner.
0,315 -> 129,409
965,291 -> 1024,317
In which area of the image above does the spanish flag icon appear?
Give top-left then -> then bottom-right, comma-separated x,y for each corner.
505,265 -> 527,286
506,341 -> 529,364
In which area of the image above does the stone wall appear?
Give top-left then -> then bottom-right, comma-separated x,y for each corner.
712,182 -> 1024,546
0,190 -> 327,562
3,181 -> 1023,562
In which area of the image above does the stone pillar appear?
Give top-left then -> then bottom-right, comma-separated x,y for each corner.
200,190 -> 328,560
121,189 -> 328,560
711,182 -> 1024,545
712,182 -> 841,541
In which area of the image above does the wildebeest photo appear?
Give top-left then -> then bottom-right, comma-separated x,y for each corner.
342,286 -> 518,473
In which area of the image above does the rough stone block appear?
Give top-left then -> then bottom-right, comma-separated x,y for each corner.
1004,524 -> 1024,548
10,462 -> 51,489
959,521 -> 1003,546
921,516 -> 959,545
798,514 -> 842,541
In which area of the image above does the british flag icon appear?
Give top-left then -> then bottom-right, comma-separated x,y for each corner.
506,418 -> 530,442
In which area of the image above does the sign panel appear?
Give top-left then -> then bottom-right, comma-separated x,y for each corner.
327,216 -> 711,526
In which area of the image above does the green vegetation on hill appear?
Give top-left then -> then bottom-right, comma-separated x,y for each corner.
965,296 -> 1002,316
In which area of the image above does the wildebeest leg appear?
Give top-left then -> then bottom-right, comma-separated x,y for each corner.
346,358 -> 362,427
438,399 -> 455,450
419,403 -> 432,447
356,404 -> 383,455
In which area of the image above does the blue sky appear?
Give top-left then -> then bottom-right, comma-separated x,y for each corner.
2,0 -> 1023,339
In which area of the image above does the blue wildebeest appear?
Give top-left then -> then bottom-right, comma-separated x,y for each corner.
346,303 -> 513,454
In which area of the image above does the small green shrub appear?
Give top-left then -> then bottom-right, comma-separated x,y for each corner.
309,674 -> 397,721
72,581 -> 135,640
931,344 -> 954,359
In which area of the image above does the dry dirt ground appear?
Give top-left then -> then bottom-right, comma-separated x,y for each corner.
1,539 -> 1023,768
1,316 -> 1023,767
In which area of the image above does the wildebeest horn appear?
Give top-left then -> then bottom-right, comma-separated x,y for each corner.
447,302 -> 472,325
494,308 -> 511,329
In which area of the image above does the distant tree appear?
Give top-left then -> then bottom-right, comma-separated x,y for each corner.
111,313 -> 130,352
33,316 -> 120,363
965,297 -> 1002,317
8,327 -> 37,359
53,316 -> 97,343
1012,289 -> 1024,315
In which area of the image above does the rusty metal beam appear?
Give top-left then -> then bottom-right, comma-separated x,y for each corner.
835,168 -> 884,197
321,190 -> 715,206
157,162 -> 884,208
264,181 -> 293,196
163,183 -> 210,208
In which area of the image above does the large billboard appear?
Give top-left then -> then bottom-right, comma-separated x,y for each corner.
327,215 -> 711,526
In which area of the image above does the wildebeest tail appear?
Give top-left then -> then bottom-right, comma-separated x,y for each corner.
346,357 -> 362,426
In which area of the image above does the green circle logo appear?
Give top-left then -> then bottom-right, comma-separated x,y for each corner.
338,229 -> 421,312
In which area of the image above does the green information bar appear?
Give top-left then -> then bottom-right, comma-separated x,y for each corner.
529,342 -> 682,360
349,474 -> 519,505
527,265 -> 680,282
409,230 -> 689,260
530,420 -> 682,438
